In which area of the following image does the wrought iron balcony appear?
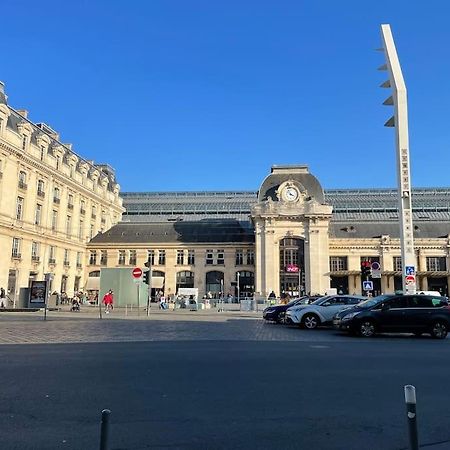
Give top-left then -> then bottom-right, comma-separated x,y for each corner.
67,203 -> 74,211
18,181 -> 27,190
31,256 -> 40,262
37,190 -> 45,198
53,197 -> 60,204
11,252 -> 21,259
48,258 -> 56,264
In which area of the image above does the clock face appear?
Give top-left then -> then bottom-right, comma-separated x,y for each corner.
284,186 -> 299,202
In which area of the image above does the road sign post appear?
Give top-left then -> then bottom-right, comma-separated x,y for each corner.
363,281 -> 374,291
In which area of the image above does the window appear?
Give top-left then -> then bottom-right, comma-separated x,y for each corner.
16,197 -> 24,220
78,220 -> 83,240
188,250 -> 195,265
80,200 -> 86,215
89,250 -> 97,265
12,237 -> 21,258
37,180 -> 45,197
236,250 -> 244,266
76,252 -> 82,268
393,257 -> 402,272
118,250 -> 126,265
100,250 -> 107,265
386,296 -> 409,309
147,250 -> 155,265
206,250 -> 214,265
53,187 -> 60,203
176,271 -> 195,289
158,250 -> 166,265
40,146 -> 45,161
22,135 -> 27,151
18,171 -> 27,189
101,210 -> 106,224
246,250 -> 255,265
129,250 -> 137,265
49,246 -> 56,264
68,194 -> 74,210
90,224 -> 95,239
64,249 -> 70,266
176,250 -> 185,265
330,256 -> 348,272
56,156 -> 61,170
35,204 -> 42,225
51,210 -> 58,231
31,241 -> 40,261
92,205 -> 97,219
426,257 -> 446,272
66,216 -> 72,237
217,250 -> 224,265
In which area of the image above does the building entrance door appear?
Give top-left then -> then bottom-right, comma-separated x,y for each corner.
279,238 -> 305,296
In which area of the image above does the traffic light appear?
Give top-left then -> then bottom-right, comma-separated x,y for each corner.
143,269 -> 150,285
361,261 -> 372,278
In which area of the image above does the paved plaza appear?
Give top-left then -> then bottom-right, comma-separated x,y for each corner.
1,311 -> 450,449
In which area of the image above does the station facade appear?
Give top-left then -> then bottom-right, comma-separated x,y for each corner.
89,165 -> 450,298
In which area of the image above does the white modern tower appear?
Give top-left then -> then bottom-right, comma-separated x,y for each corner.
379,24 -> 416,294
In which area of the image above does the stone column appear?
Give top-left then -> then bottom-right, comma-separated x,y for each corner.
263,227 -> 276,297
254,221 -> 265,296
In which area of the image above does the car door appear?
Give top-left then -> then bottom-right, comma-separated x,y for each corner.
404,296 -> 435,331
320,296 -> 347,322
379,296 -> 409,331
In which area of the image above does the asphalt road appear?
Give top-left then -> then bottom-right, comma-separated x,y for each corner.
1,335 -> 450,450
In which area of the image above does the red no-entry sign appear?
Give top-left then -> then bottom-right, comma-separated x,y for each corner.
132,267 -> 143,278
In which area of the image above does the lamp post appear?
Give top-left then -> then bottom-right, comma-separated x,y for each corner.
379,24 -> 416,294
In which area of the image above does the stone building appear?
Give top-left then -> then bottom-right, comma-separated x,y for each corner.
88,165 -> 450,298
0,81 -> 124,302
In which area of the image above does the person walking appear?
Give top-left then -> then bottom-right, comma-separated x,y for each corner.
102,290 -> 114,314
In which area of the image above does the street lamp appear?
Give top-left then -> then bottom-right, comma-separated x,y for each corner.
379,24 -> 416,294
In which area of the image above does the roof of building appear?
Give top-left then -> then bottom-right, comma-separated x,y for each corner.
89,220 -> 255,245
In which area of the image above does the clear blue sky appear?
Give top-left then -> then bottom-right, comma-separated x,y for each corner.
2,1 -> 450,192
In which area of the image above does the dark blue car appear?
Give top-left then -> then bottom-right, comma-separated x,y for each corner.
263,296 -> 321,324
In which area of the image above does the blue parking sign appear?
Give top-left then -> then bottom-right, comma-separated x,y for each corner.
405,266 -> 415,276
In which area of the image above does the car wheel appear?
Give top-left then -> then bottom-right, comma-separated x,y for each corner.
359,320 -> 376,338
302,313 -> 320,330
276,313 -> 286,324
430,321 -> 448,339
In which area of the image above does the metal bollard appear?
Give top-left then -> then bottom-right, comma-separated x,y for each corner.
404,385 -> 419,450
99,409 -> 111,450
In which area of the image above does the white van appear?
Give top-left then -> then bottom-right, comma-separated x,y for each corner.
417,291 -> 442,297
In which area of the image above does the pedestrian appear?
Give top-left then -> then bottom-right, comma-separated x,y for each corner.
102,290 -> 114,314
268,290 -> 276,300
0,287 -> 5,308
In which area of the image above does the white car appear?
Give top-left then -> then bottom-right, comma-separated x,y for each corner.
285,295 -> 366,329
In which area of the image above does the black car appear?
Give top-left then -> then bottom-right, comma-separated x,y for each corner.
263,296 -> 321,323
333,294 -> 450,339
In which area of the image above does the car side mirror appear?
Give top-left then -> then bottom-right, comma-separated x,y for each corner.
381,303 -> 390,311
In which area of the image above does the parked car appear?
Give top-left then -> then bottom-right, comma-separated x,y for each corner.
333,294 -> 450,339
285,295 -> 366,329
263,296 -> 321,323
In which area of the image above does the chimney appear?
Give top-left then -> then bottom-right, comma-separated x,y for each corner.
17,109 -> 29,119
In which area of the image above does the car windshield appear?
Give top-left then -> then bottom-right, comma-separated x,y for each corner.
357,295 -> 392,309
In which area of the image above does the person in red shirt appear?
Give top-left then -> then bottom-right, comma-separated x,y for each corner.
102,290 -> 114,314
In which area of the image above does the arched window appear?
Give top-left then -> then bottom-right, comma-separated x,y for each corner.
206,271 -> 224,297
88,270 -> 100,278
176,271 -> 194,290
279,237 -> 305,296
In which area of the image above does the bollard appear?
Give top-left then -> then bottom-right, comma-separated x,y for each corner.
404,385 -> 419,450
125,304 -> 128,316
99,409 -> 111,450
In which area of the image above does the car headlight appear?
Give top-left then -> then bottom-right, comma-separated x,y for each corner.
342,312 -> 359,321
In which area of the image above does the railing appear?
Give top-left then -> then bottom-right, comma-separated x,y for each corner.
37,190 -> 45,198
11,252 -> 21,259
80,208 -> 86,215
91,214 -> 96,219
68,203 -> 74,210
53,197 -> 60,204
101,218 -> 106,224
63,261 -> 70,267
48,258 -> 56,264
31,256 -> 40,262
100,259 -> 108,266
18,181 -> 27,190
76,263 -> 82,269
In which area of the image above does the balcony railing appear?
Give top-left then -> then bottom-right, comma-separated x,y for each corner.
37,190 -> 45,198
89,260 -> 97,266
76,263 -> 82,269
67,204 -> 74,211
48,258 -> 56,264
31,256 -> 40,262
91,214 -> 96,220
53,197 -> 60,204
11,252 -> 21,259
101,218 -> 106,224
18,181 -> 27,190
63,261 -> 70,267
80,208 -> 86,215
100,259 -> 108,266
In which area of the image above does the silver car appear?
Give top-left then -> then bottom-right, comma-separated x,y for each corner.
285,295 -> 366,329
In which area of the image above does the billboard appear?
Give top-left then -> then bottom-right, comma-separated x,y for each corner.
29,280 -> 47,307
